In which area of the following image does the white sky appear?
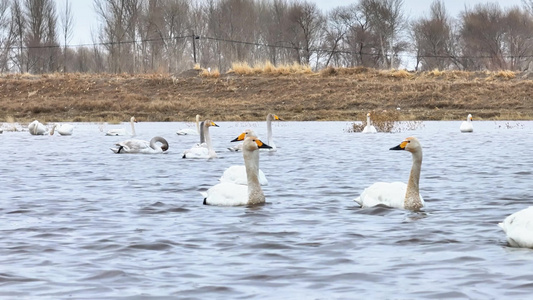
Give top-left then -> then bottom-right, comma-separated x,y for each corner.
55,0 -> 526,45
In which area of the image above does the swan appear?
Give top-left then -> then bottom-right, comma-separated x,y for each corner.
202,136 -> 272,206
106,116 -> 137,136
110,136 -> 169,154
362,112 -> 377,133
227,129 -> 256,152
177,114 -> 201,135
182,120 -> 219,159
354,137 -> 425,211
28,120 -> 48,135
460,114 -> 473,133
499,207 -> 533,248
265,113 -> 282,151
56,123 -> 74,135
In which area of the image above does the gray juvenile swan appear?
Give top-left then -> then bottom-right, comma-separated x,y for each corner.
111,136 -> 169,154
182,120 -> 219,159
202,136 -> 272,206
354,137 -> 424,211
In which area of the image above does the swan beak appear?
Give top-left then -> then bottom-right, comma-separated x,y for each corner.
390,140 -> 409,151
274,115 -> 282,121
210,121 -> 219,127
255,139 -> 272,149
231,132 -> 246,142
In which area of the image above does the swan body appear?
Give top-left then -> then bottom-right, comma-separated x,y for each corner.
106,116 -> 137,136
55,123 -> 74,135
177,114 -> 201,135
202,136 -> 272,206
111,136 -> 169,154
28,120 -> 48,135
362,113 -> 377,133
354,137 -> 425,211
499,207 -> 533,248
460,114 -> 473,132
265,113 -> 282,151
219,165 -> 268,186
182,120 -> 219,159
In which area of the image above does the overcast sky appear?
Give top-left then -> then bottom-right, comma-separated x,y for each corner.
55,0 -> 526,45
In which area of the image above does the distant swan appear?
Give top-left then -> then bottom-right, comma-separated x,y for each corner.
202,136 -> 272,206
182,120 -> 219,159
55,123 -> 74,135
460,114 -> 473,133
362,112 -> 377,133
110,136 -> 169,154
354,137 -> 425,211
265,113 -> 282,151
28,120 -> 48,135
177,114 -> 201,135
106,116 -> 137,136
499,207 -> 533,248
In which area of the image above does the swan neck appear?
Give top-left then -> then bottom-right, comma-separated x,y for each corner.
266,117 -> 273,144
405,150 -> 423,211
203,125 -> 216,158
130,120 -> 136,136
366,115 -> 371,125
244,149 -> 264,205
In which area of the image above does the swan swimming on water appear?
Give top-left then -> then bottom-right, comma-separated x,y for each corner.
499,207 -> 533,248
362,112 -> 377,133
110,136 -> 169,154
28,120 -> 48,135
182,120 -> 219,159
265,113 -> 282,151
202,136 -> 272,206
177,114 -> 201,135
354,137 -> 425,211
106,116 -> 137,136
53,123 -> 74,135
460,114 -> 473,133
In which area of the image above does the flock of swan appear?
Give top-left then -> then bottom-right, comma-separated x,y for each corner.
7,112 -> 531,249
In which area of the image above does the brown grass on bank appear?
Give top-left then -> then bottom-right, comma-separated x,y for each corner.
229,61 -> 313,76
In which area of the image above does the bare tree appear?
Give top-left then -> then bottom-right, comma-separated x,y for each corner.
60,0 -> 73,72
24,0 -> 59,73
288,1 -> 325,65
503,7 -> 533,71
0,0 -> 11,72
411,0 -> 455,70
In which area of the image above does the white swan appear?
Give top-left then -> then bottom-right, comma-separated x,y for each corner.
460,114 -> 473,133
265,113 -> 282,151
56,123 -> 74,135
499,207 -> 533,248
202,136 -> 272,206
182,120 -> 219,159
354,137 -> 425,211
106,116 -> 137,136
28,120 -> 48,135
362,112 -> 377,133
110,136 -> 169,154
177,114 -> 201,135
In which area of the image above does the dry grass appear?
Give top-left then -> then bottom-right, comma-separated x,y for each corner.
0,67 -> 532,122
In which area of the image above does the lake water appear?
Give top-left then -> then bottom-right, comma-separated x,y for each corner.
1,120 -> 533,299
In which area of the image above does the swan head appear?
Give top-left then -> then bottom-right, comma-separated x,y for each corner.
367,112 -> 371,117
243,136 -> 273,151
130,116 -> 138,123
267,114 -> 282,121
204,120 -> 219,128
152,136 -> 169,151
231,129 -> 257,142
390,137 -> 421,154
467,114 -> 473,121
